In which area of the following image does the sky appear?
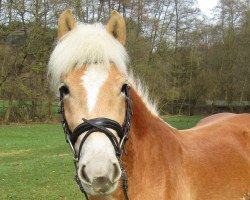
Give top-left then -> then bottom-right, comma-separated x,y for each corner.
197,0 -> 219,18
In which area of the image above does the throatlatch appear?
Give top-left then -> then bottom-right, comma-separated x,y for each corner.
58,84 -> 132,200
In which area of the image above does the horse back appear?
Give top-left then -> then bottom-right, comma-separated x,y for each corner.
180,113 -> 250,199
196,113 -> 250,128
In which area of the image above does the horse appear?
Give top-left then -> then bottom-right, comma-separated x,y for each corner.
48,10 -> 250,200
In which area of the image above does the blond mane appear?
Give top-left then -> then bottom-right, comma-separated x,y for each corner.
48,22 -> 158,115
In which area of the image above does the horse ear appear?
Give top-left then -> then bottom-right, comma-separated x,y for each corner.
106,11 -> 126,46
58,9 -> 76,39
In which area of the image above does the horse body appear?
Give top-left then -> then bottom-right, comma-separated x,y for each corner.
124,89 -> 250,200
49,10 -> 250,200
115,90 -> 250,200
180,115 -> 250,200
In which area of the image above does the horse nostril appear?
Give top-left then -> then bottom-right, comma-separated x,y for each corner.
80,165 -> 91,185
112,162 -> 122,183
93,176 -> 111,193
94,176 -> 109,185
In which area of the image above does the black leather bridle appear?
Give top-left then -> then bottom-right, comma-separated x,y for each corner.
58,83 -> 132,200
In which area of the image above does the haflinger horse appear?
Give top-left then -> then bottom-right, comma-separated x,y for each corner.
48,10 -> 250,200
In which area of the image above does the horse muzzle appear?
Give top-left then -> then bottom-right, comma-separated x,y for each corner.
78,158 -> 121,195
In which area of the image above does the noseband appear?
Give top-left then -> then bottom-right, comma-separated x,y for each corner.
59,84 -> 132,200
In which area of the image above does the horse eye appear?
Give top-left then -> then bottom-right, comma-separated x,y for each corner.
121,84 -> 128,93
59,85 -> 70,96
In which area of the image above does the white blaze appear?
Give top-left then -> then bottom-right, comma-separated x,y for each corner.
81,64 -> 109,113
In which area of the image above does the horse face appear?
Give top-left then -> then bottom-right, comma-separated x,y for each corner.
52,10 -> 128,196
61,65 -> 126,195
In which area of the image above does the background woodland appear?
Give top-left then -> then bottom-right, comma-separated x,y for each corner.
0,0 -> 249,123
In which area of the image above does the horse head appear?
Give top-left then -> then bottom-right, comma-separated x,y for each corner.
49,10 -> 129,196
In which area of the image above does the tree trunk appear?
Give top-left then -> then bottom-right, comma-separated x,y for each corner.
47,93 -> 52,118
3,94 -> 14,123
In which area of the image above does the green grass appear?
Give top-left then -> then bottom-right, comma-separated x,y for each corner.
0,116 -> 204,199
163,115 -> 204,130
0,124 -> 83,200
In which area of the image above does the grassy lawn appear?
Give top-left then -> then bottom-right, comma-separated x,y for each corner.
0,115 -> 203,199
163,115 -> 204,130
0,124 -> 83,200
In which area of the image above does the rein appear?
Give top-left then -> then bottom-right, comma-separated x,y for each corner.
58,84 -> 132,200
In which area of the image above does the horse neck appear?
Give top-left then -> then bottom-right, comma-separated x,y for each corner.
120,87 -> 183,198
126,87 -> 181,157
